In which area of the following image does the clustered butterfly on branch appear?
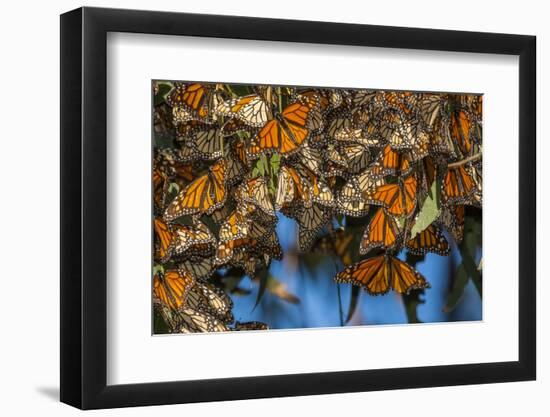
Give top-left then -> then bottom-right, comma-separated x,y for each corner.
152,81 -> 482,333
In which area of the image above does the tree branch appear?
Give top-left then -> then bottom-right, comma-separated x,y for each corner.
447,153 -> 482,168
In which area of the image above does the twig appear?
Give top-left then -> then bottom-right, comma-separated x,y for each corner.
447,153 -> 482,168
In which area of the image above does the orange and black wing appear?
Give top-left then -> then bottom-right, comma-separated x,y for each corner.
366,175 -> 417,216
406,224 -> 450,256
359,208 -> 401,255
164,159 -> 226,220
388,257 -> 429,294
443,165 -> 475,204
154,218 -> 173,262
153,270 -> 195,310
250,102 -> 310,155
335,255 -> 390,295
450,110 -> 473,155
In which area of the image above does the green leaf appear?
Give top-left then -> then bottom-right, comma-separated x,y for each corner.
253,268 -> 270,310
402,289 -> 425,323
444,264 -> 469,313
270,153 -> 281,174
154,134 -> 174,149
153,310 -> 170,334
410,179 -> 441,238
168,182 -> 180,194
154,82 -> 173,105
152,264 -> 165,276
460,219 -> 482,296
255,158 -> 266,176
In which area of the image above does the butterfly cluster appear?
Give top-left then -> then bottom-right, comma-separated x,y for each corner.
153,81 -> 482,333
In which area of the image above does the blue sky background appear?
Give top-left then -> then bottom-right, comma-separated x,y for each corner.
230,214 -> 482,329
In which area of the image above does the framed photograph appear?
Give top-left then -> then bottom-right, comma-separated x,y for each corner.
60,6 -> 536,410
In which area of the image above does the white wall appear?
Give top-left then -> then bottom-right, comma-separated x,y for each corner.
0,0 -> 545,415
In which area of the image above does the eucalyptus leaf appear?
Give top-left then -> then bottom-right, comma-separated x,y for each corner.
253,268 -> 270,310
443,264 -> 469,313
410,179 -> 441,238
154,83 -> 173,105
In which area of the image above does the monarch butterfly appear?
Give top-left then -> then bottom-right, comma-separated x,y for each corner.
235,176 -> 276,220
275,165 -> 311,211
289,141 -> 324,174
352,89 -> 377,108
276,164 -> 334,217
365,175 -> 417,217
359,208 -> 401,255
216,94 -> 271,128
335,255 -> 429,295
327,142 -> 371,176
336,176 -> 372,217
184,279 -> 234,324
379,110 -> 430,161
371,144 -> 411,177
442,165 -> 475,204
173,308 -> 230,333
294,89 -> 329,133
450,109 -> 473,155
170,221 -> 216,259
153,169 -> 169,213
249,220 -> 283,260
178,257 -> 214,281
189,127 -> 225,161
440,204 -> 465,243
153,269 -> 195,310
164,158 -> 226,221
418,156 -> 437,194
248,101 -> 311,156
233,321 -> 269,331
406,223 -> 450,256
167,82 -> 220,122
294,204 -> 333,252
215,207 -> 253,265
155,148 -> 195,183
154,217 -> 174,263
417,93 -> 446,130
225,147 -> 248,187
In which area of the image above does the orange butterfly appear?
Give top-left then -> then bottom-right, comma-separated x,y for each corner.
450,110 -> 473,154
440,204 -> 465,244
164,158 -> 226,221
366,175 -> 417,217
443,165 -> 475,204
406,224 -> 450,256
153,168 -> 168,212
170,221 -> 216,259
154,217 -> 173,263
248,102 -> 311,156
372,144 -> 411,176
359,208 -> 401,255
153,269 -> 195,310
335,255 -> 429,295
167,83 -> 218,120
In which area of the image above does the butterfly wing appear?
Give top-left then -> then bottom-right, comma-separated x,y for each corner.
153,270 -> 195,310
154,218 -> 173,262
164,159 -> 227,220
359,208 -> 401,255
335,256 -> 390,295
388,257 -> 429,294
406,224 -> 450,256
443,165 -> 475,204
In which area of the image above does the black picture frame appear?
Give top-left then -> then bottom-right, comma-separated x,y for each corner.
60,6 -> 536,410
